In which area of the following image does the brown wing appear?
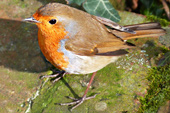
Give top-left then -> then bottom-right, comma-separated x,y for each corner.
65,36 -> 132,56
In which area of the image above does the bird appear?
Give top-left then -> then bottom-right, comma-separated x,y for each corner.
24,3 -> 166,111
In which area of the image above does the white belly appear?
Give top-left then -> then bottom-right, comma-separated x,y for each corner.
66,55 -> 119,74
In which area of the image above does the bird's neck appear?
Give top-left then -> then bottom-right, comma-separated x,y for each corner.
37,25 -> 69,70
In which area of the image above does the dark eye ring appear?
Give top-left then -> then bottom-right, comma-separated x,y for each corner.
49,19 -> 57,25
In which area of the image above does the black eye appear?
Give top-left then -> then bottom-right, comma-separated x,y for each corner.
49,19 -> 57,24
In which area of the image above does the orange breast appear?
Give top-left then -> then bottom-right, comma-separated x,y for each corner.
37,23 -> 69,70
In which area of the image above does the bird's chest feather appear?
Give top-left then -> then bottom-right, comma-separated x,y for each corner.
37,27 -> 69,70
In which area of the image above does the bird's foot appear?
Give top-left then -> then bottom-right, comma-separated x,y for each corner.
57,94 -> 98,111
40,70 -> 66,83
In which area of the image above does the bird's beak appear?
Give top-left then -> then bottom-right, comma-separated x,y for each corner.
23,17 -> 41,23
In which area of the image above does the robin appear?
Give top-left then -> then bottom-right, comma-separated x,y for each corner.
24,3 -> 166,110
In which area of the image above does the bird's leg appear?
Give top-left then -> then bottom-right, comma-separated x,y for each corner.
40,70 -> 66,83
57,72 -> 98,111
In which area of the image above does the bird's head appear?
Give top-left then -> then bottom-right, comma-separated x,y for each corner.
24,3 -> 78,38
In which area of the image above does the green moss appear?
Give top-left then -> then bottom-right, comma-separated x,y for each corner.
109,0 -> 126,11
146,15 -> 170,27
140,40 -> 170,66
159,46 -> 170,53
138,64 -> 170,113
9,0 -> 27,8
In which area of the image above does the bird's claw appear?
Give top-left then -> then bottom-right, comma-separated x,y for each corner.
40,73 -> 60,79
56,93 -> 98,111
40,70 -> 66,83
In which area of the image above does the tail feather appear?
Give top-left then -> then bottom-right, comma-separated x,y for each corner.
124,22 -> 162,30
123,29 -> 166,40
111,22 -> 166,40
